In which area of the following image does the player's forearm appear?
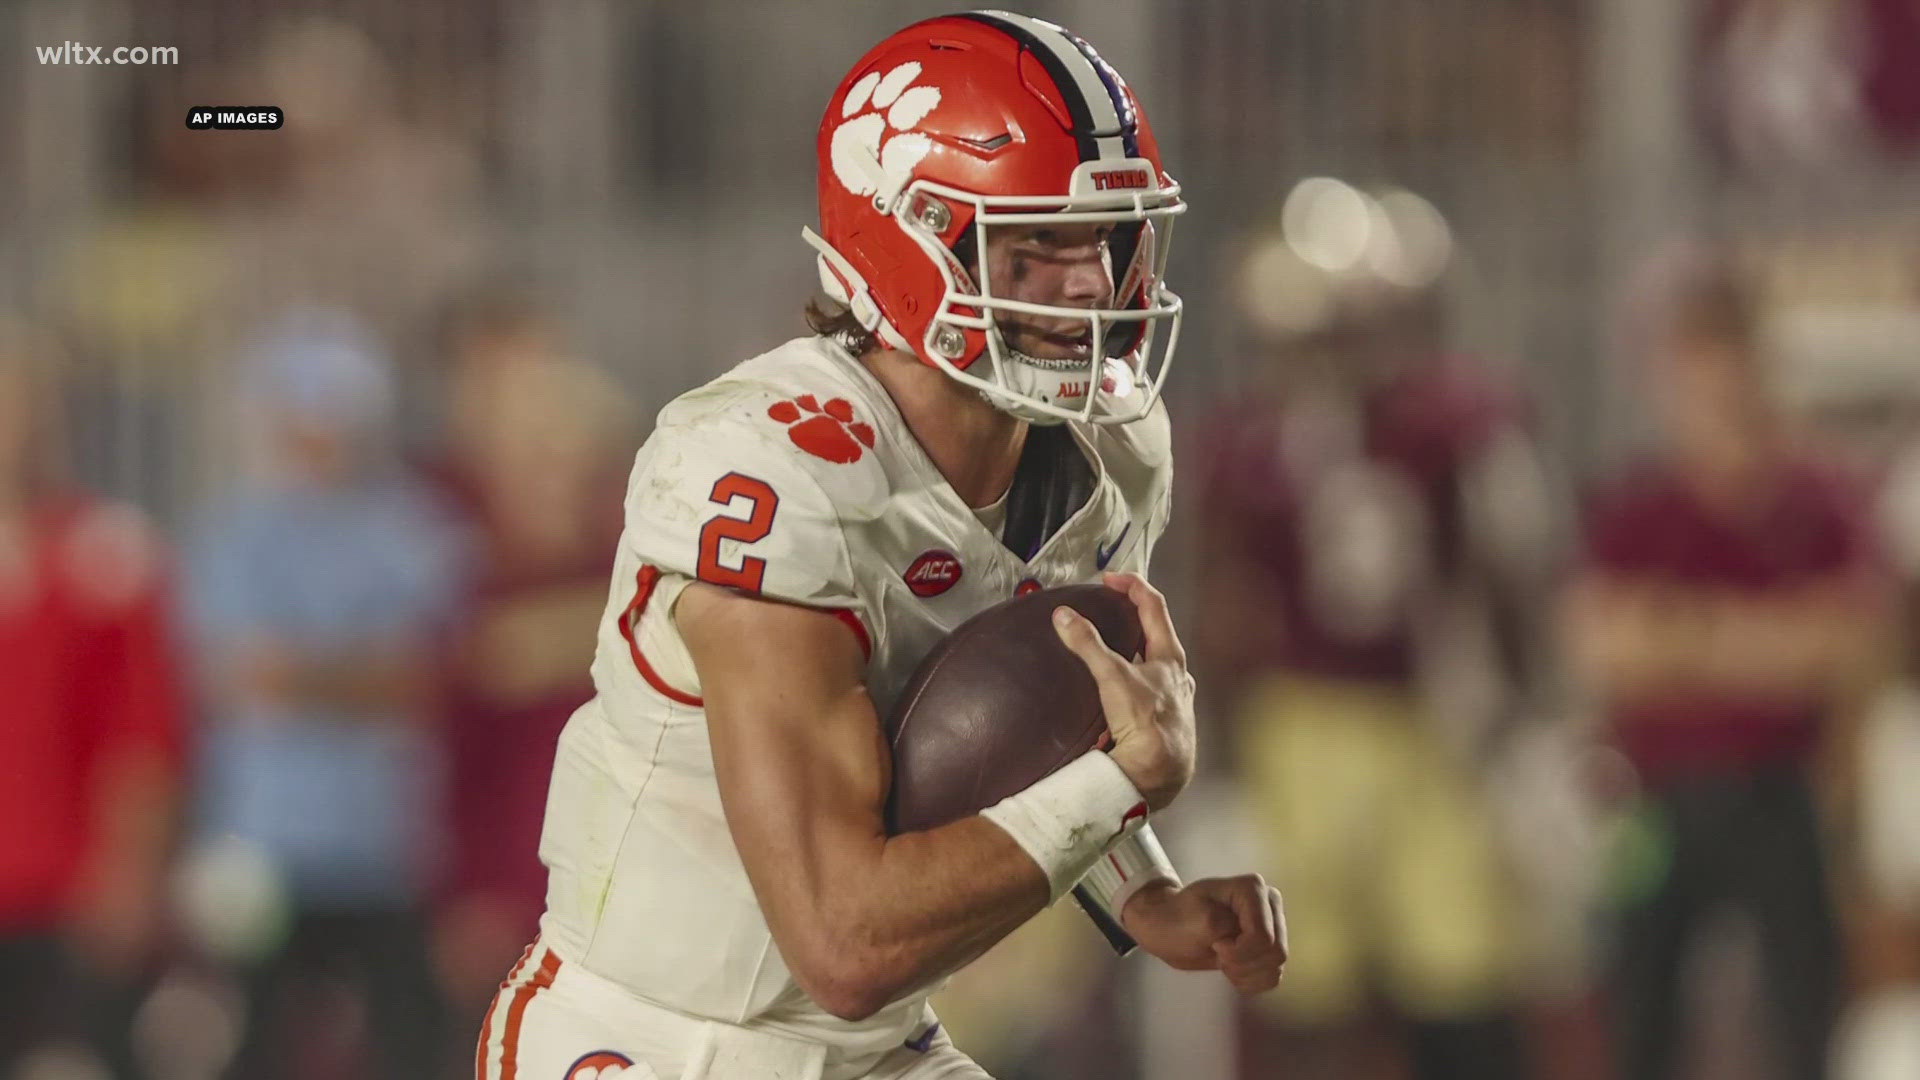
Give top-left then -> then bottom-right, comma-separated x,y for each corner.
717,703 -> 1051,1018
799,815 -> 1048,1016
815,747 -> 1159,1006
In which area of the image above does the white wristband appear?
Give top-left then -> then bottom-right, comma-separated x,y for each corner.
981,751 -> 1149,902
1078,822 -> 1179,921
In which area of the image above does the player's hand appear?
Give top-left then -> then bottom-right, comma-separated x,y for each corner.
1053,572 -> 1196,811
1120,875 -> 1287,993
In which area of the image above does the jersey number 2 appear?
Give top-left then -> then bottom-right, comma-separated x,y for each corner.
697,473 -> 779,591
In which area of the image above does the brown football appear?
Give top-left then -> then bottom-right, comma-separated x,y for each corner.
884,583 -> 1145,834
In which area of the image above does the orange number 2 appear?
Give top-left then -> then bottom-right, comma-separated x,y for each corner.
696,473 -> 779,591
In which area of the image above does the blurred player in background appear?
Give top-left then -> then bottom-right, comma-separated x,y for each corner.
185,308 -> 464,1079
1196,182 -> 1560,1080
478,12 -> 1284,1080
427,291 -> 632,1033
0,317 -> 187,1080
1567,244 -> 1893,1080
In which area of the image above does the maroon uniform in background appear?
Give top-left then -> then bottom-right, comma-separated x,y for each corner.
430,464 -> 621,1003
1699,0 -> 1920,161
420,291 -> 637,1038
1197,354 -> 1537,1080
1581,454 -> 1880,788
1198,356 -> 1524,690
1580,447 -> 1878,1080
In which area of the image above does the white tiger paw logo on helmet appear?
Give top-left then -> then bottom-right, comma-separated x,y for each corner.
831,61 -> 943,199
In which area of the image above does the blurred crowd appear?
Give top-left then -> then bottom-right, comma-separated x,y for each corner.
8,3 -> 1920,1080
1186,192 -> 1920,1080
0,284 -> 636,1080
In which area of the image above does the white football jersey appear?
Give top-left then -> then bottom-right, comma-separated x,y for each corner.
535,336 -> 1172,1070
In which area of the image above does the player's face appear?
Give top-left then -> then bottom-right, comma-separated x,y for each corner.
1651,322 -> 1769,458
981,222 -> 1117,361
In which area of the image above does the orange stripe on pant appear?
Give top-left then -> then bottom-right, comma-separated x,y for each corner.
475,943 -> 545,1080
498,949 -> 562,1080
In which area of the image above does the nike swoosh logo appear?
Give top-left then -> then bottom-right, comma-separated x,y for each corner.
1095,522 -> 1132,569
905,1022 -> 942,1053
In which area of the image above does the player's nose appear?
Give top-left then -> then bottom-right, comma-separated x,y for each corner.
1059,253 -> 1115,309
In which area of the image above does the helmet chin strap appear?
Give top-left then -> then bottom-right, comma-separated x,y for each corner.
992,347 -> 1091,426
980,337 -> 1139,426
803,226 -> 1148,423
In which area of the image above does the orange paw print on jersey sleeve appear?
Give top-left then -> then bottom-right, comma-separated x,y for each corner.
766,394 -> 877,464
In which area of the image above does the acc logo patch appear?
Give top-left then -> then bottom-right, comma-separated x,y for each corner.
768,395 -> 877,464
564,1050 -> 635,1079
904,549 -> 963,597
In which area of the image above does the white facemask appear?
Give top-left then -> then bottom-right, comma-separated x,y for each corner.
984,346 -> 1141,425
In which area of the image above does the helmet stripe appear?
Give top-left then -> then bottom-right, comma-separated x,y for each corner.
1056,28 -> 1141,159
960,10 -> 1128,162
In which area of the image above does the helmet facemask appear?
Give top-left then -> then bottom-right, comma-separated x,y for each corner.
896,169 -> 1184,426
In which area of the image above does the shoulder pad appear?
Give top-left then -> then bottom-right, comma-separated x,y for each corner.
626,383 -> 888,614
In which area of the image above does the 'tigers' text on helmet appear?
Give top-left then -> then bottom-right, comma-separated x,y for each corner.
1090,169 -> 1151,191
185,107 -> 284,131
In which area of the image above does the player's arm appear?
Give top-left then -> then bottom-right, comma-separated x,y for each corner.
679,582 -> 1065,1020
685,579 -> 1046,1020
1059,574 -> 1284,991
1071,823 -> 1177,954
1064,772 -> 1285,992
682,571 -> 1199,1020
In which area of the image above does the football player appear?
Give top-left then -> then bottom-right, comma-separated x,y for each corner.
477,13 -> 1285,1080
1200,193 -> 1556,1080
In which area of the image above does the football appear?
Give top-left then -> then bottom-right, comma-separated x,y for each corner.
884,583 -> 1145,834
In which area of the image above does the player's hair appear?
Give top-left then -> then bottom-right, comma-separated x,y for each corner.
805,297 -> 883,360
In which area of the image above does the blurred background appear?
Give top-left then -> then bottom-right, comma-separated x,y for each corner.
5,0 -> 1920,1077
